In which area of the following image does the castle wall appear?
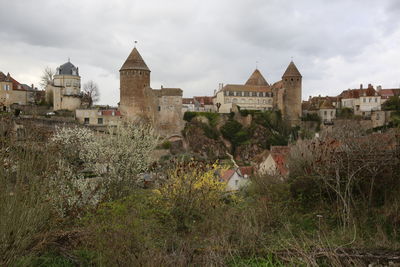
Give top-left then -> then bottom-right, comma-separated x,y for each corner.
157,94 -> 183,135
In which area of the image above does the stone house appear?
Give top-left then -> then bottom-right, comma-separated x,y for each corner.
0,71 -> 38,111
46,60 -> 82,111
75,108 -> 122,127
339,84 -> 381,117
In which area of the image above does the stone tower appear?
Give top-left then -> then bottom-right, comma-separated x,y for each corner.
119,47 -> 155,121
282,61 -> 302,126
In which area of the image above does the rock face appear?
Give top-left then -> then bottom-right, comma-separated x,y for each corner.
183,121 -> 227,159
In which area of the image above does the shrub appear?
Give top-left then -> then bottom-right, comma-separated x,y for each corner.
161,140 -> 172,149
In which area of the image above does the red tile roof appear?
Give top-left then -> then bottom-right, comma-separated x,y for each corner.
270,146 -> 290,176
182,98 -> 194,104
194,96 -> 214,105
379,89 -> 400,99
239,166 -> 253,177
221,169 -> 235,182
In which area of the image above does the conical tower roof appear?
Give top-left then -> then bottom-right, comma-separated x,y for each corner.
282,61 -> 301,77
120,47 -> 150,71
245,69 -> 269,86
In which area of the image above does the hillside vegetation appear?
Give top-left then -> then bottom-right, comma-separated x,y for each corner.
1,115 -> 399,266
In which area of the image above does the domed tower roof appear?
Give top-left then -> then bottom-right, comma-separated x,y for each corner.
245,69 -> 269,86
120,47 -> 150,72
57,61 -> 79,76
282,61 -> 302,77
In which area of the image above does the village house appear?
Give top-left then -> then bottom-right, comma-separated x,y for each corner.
0,71 -> 39,111
220,166 -> 252,191
258,146 -> 290,179
339,84 -> 381,117
75,108 -> 122,127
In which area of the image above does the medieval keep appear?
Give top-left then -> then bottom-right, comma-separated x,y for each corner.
119,47 -> 183,136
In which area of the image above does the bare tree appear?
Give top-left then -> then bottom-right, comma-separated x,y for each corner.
83,80 -> 100,107
40,67 -> 54,89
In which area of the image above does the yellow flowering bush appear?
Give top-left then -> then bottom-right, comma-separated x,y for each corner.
154,161 -> 227,232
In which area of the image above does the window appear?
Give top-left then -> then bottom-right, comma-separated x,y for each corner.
244,92 -> 249,96
369,98 -> 371,103
158,106 -> 161,111
324,111 -> 327,116
375,98 -> 377,103
229,91 -> 234,96
252,92 -> 257,97
259,92 -> 263,97
235,180 -> 238,186
270,92 -> 274,97
84,118 -> 89,124
98,118 -> 103,125
236,91 -> 242,96
363,98 -> 366,103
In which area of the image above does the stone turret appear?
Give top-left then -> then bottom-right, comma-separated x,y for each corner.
282,61 -> 302,126
119,47 -> 153,120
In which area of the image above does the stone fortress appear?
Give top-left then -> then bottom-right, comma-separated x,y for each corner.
213,61 -> 302,126
57,46 -> 303,135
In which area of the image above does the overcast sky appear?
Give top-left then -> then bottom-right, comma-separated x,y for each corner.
1,0 -> 400,105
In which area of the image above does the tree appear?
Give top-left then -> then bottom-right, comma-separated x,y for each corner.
83,80 -> 100,107
39,67 -> 54,89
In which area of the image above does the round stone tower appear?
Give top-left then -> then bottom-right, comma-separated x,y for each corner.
119,47 -> 152,119
282,61 -> 302,126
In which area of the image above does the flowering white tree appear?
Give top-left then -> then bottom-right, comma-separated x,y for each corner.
49,122 -> 158,215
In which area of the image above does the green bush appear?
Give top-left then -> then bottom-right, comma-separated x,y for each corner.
161,140 -> 171,149
221,120 -> 251,148
301,113 -> 321,122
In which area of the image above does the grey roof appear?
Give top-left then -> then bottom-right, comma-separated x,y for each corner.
56,61 -> 79,76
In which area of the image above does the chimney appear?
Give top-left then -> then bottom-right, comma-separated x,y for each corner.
368,83 -> 373,89
360,84 -> 363,89
377,85 -> 382,91
31,84 -> 34,90
161,85 -> 163,89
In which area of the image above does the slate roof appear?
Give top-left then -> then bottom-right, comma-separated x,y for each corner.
245,69 -> 269,86
339,85 -> 378,99
222,84 -> 271,93
282,61 -> 301,77
120,47 -> 150,71
57,61 -> 79,76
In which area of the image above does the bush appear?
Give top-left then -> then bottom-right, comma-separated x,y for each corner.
161,140 -> 172,149
221,120 -> 251,148
301,113 -> 321,122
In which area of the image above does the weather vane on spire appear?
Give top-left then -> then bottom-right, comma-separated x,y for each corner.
291,56 -> 294,61
68,57 -> 70,62
134,40 -> 138,47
